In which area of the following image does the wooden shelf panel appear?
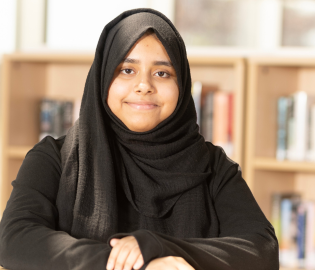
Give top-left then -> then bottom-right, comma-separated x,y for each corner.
7,146 -> 33,159
249,57 -> 315,67
254,157 -> 315,173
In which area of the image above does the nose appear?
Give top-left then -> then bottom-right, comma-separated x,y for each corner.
134,72 -> 155,95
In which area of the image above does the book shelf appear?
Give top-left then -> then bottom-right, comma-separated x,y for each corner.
245,57 -> 315,219
0,54 -> 246,219
188,56 -> 245,166
0,54 -> 93,218
244,57 -> 315,270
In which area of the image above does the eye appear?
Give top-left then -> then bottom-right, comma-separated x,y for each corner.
156,71 -> 169,78
121,68 -> 134,75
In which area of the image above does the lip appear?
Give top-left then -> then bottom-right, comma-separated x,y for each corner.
125,101 -> 159,110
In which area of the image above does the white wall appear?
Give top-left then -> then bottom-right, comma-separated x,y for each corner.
0,0 -> 17,56
46,0 -> 175,51
17,0 -> 46,51
0,0 -> 17,188
255,0 -> 283,49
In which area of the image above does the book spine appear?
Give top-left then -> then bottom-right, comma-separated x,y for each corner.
52,100 -> 63,139
297,203 -> 306,268
73,98 -> 81,124
226,92 -> 234,157
277,97 -> 289,160
280,198 -> 299,268
200,92 -> 206,139
192,81 -> 202,128
271,193 -> 282,242
287,92 -> 308,161
305,202 -> 315,269
307,105 -> 315,161
201,92 -> 214,142
39,99 -> 54,141
208,92 -> 214,143
286,96 -> 294,160
213,92 -> 229,151
62,101 -> 74,135
280,198 -> 292,266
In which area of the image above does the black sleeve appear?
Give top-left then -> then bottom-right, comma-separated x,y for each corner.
0,137 -> 110,270
109,158 -> 279,270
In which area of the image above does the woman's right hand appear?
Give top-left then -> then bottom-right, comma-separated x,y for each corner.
106,236 -> 144,270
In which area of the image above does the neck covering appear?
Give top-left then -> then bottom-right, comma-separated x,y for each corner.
57,8 -> 212,241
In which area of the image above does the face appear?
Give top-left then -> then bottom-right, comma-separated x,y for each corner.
107,34 -> 179,132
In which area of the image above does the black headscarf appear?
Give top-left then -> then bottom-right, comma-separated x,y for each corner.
57,8 -> 212,242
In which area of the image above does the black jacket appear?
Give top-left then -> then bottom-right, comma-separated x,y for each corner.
0,135 -> 279,270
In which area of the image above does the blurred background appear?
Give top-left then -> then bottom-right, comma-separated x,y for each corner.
3,0 -> 315,54
1,1 -> 315,269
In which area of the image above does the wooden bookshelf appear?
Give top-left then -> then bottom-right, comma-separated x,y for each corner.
254,157 -> 315,173
188,56 -> 245,165
244,57 -> 315,221
0,53 -> 93,217
0,54 -> 246,219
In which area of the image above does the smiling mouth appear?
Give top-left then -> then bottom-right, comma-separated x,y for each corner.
126,102 -> 158,110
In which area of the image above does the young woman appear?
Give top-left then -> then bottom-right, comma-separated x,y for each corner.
0,8 -> 279,270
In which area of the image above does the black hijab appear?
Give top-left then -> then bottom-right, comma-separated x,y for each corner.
57,8 -> 212,242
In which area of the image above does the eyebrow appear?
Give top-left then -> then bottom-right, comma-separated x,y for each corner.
122,57 -> 173,67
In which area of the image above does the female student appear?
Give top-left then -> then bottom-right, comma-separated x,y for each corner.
0,8 -> 279,270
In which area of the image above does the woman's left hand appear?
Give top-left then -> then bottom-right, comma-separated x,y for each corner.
146,256 -> 195,270
106,236 -> 144,270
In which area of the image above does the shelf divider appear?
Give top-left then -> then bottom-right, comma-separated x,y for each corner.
7,146 -> 33,159
254,157 -> 315,173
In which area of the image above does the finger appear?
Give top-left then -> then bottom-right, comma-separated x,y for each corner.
107,240 -> 124,269
110,238 -> 120,247
113,240 -> 137,270
123,246 -> 142,270
106,236 -> 137,270
133,253 -> 144,270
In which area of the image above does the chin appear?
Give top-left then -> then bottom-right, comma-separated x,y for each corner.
127,123 -> 157,132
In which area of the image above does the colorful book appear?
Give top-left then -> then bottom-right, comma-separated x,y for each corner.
225,92 -> 234,157
305,201 -> 315,269
62,101 -> 74,135
201,91 -> 214,142
297,203 -> 307,268
39,99 -> 54,141
213,91 -> 229,151
227,92 -> 234,143
192,81 -> 202,128
277,97 -> 290,160
287,91 -> 308,161
52,100 -> 63,139
280,197 -> 300,268
72,98 -> 81,124
271,193 -> 301,244
307,104 -> 315,161
39,99 -> 74,141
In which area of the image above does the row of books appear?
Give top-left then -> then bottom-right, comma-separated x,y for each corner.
271,193 -> 315,268
277,91 -> 315,161
39,98 -> 80,141
192,81 -> 234,157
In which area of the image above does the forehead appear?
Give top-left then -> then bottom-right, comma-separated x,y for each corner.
125,34 -> 171,60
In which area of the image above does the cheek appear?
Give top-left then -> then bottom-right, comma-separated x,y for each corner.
107,80 -> 129,110
163,83 -> 179,111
